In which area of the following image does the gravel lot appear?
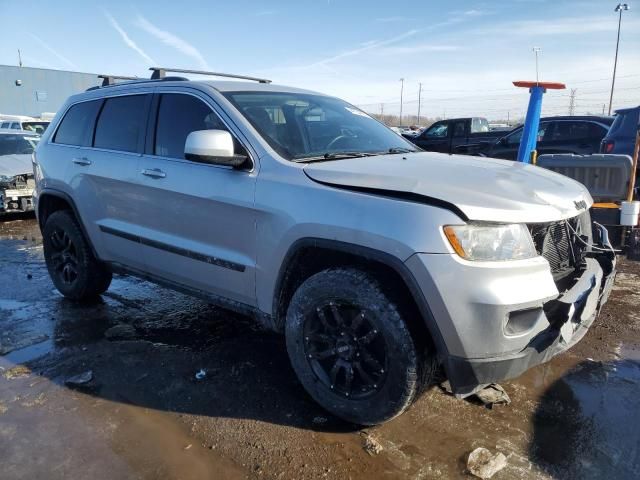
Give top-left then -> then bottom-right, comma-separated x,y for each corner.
1,215 -> 639,479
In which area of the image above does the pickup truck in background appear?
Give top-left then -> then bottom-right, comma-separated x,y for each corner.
403,117 -> 505,154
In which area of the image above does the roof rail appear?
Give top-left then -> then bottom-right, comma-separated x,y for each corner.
149,67 -> 272,84
97,74 -> 140,87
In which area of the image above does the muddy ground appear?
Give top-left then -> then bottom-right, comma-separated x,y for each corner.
0,215 -> 638,480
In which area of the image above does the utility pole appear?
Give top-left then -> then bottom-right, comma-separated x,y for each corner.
568,89 -> 577,116
417,82 -> 423,125
609,3 -> 630,115
399,78 -> 405,126
602,103 -> 606,115
17,49 -> 22,67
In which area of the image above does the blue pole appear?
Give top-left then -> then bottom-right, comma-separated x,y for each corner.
516,85 -> 545,163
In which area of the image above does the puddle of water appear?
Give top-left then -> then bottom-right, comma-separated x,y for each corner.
4,338 -> 54,364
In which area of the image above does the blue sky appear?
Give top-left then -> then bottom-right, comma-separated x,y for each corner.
1,0 -> 639,119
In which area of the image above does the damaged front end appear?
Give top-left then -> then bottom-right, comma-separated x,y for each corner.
445,213 -> 616,396
0,173 -> 36,213
528,213 -> 616,353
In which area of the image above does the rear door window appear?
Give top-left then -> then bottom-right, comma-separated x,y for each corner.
550,121 -> 589,142
94,95 -> 149,153
154,93 -> 228,159
54,100 -> 102,146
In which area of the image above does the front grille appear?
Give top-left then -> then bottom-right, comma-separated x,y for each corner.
528,213 -> 589,282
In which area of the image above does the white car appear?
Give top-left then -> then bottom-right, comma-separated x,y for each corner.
0,131 -> 39,212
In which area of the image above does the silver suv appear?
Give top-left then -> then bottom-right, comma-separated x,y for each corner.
33,68 -> 616,425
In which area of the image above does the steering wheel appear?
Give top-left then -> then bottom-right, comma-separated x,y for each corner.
326,135 -> 352,150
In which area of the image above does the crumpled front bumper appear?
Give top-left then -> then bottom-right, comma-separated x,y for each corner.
444,252 -> 616,396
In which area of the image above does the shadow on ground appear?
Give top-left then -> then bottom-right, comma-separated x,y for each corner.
529,359 -> 640,479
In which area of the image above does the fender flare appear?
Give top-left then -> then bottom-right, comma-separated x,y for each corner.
272,237 -> 450,360
37,188 -> 100,259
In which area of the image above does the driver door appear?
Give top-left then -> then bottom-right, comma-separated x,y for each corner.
136,89 -> 258,306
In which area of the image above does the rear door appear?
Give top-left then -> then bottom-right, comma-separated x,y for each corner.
543,120 -> 598,155
51,93 -> 151,270
136,89 -> 258,306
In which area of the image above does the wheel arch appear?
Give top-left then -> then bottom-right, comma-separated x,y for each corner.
37,189 -> 99,259
272,238 -> 450,360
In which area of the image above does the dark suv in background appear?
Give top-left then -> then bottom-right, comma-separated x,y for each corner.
482,116 -> 613,160
601,106 -> 639,157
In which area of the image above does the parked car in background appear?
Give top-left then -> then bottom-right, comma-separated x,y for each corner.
601,106 -> 639,158
32,71 -> 615,425
405,117 -> 504,154
482,116 -> 613,160
0,131 -> 39,213
0,114 -> 51,134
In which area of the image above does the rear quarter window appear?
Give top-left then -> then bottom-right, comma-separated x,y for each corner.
54,100 -> 102,146
94,95 -> 149,153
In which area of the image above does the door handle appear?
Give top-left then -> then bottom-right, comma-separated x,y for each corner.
72,157 -> 91,166
141,168 -> 166,179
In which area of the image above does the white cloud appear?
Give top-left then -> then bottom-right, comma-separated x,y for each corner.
307,29 -> 421,67
28,34 -> 78,70
378,44 -> 461,55
104,12 -> 155,65
135,16 -> 210,70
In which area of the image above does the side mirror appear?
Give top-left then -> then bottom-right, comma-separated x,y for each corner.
184,130 -> 247,167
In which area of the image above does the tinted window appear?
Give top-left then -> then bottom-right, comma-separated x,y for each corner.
609,110 -> 638,136
550,121 -> 589,141
0,134 -> 39,155
452,122 -> 466,137
0,122 -> 8,128
54,100 -> 102,146
155,94 -> 228,159
94,95 -> 148,153
506,123 -> 550,145
10,123 -> 20,130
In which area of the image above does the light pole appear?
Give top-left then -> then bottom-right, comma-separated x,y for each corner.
532,47 -> 541,84
399,78 -> 404,126
609,3 -> 630,115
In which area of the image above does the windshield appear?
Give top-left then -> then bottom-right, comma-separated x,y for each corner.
224,92 -> 418,160
22,122 -> 49,134
0,134 -> 40,156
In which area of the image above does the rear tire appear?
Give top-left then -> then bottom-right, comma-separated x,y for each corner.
42,210 -> 112,300
285,268 -> 431,425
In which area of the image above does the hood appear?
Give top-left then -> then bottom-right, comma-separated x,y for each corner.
0,154 -> 33,179
303,152 -> 592,223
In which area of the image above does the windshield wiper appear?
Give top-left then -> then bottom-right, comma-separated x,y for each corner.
386,147 -> 417,154
293,151 -> 378,163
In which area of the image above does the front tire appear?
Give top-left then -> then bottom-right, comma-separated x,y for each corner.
42,210 -> 112,300
285,268 -> 426,425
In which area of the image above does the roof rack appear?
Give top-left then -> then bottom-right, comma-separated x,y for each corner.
149,67 -> 272,84
97,74 -> 140,87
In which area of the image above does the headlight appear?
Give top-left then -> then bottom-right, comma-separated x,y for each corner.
443,224 -> 537,261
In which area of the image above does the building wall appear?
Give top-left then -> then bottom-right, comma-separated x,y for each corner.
0,65 -> 100,118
